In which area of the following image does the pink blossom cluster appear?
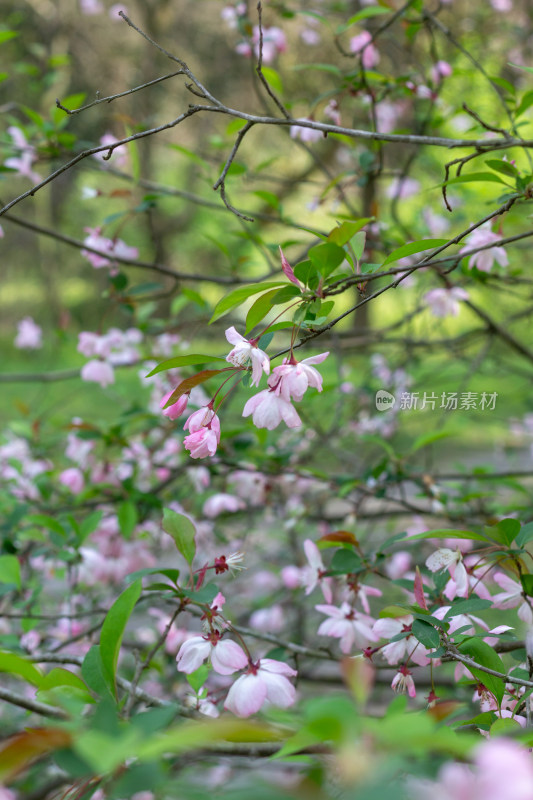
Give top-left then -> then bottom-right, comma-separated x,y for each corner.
78,327 -> 142,387
14,317 -> 43,349
423,287 -> 469,317
235,25 -> 287,64
4,126 -> 40,183
81,227 -> 138,273
92,132 -> 129,169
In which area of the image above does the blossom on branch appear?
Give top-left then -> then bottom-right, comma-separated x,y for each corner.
176,632 -> 248,675
14,317 -> 42,349
225,327 -> 270,386
242,389 -> 302,430
459,224 -> 509,272
423,287 -> 469,317
183,406 -> 221,459
315,602 -> 378,654
224,658 -> 297,717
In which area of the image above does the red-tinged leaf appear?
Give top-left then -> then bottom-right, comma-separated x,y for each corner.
0,728 -> 72,781
414,566 -> 428,611
427,701 -> 463,722
163,370 -> 227,408
319,531 -> 359,546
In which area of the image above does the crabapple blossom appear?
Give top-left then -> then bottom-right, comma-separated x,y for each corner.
81,227 -> 138,270
423,287 -> 469,317
459,224 -> 509,272
160,390 -> 189,420
324,100 -> 341,126
431,60 -> 452,84
249,604 -> 285,633
301,539 -> 333,603
373,615 -> 431,666
5,126 -> 40,183
59,467 -> 84,494
203,493 -> 245,518
349,31 -> 379,69
391,665 -> 416,697
386,177 -> 420,199
177,632 -> 248,675
80,0 -> 104,13
80,359 -> 115,388
242,389 -> 302,430
224,658 -> 297,717
268,352 -> 329,402
289,119 -> 323,143
225,327 -> 270,386
14,317 -> 42,349
491,572 -> 533,624
236,25 -> 286,63
426,548 -> 469,598
183,406 -> 221,458
315,602 -> 378,654
93,133 -> 129,169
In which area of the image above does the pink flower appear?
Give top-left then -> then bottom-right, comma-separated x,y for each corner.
5,126 -> 40,183
203,493 -> 245,518
81,227 -> 138,270
431,60 -> 452,84
80,359 -> 115,387
490,0 -> 512,9
59,467 -> 84,494
224,658 -> 297,717
267,352 -> 329,402
160,390 -> 189,420
93,133 -> 129,169
492,572 -> 533,624
225,327 -> 270,386
279,246 -> 302,287
290,119 -> 323,143
183,407 -> 221,459
349,31 -> 379,69
391,665 -> 416,697
236,25 -> 287,64
14,317 -> 42,349
386,177 -> 420,199
324,100 -> 341,126
109,3 -> 128,19
423,287 -> 469,317
459,224 -> 508,272
177,633 -> 248,675
242,390 -> 301,430
301,539 -> 333,603
373,615 -> 431,666
315,602 -> 378,654
426,548 -> 468,598
249,605 -> 285,633
79,0 -> 104,14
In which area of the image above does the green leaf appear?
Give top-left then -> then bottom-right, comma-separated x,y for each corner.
261,66 -> 283,94
515,89 -> 533,118
118,501 -> 138,539
327,218 -> 373,245
79,511 -> 103,543
381,239 -> 450,267
253,190 -> 280,210
99,579 -> 142,696
0,651 -> 44,687
410,430 -> 453,453
458,639 -> 506,704
145,354 -> 225,378
412,619 -> 440,649
294,260 -> 319,287
442,172 -> 508,187
26,514 -> 66,538
407,529 -> 488,543
308,242 -> 346,277
162,508 -> 196,566
210,282 -> 285,323
125,566 -> 180,585
0,555 -> 21,589
484,518 -> 521,546
444,599 -> 493,618
39,668 -> 90,696
329,549 -> 361,574
485,159 -> 519,178
337,6 -> 390,32
490,717 -> 522,735
245,288 -> 283,334
186,665 -> 209,693
0,31 -> 18,44
515,522 -> 533,548
163,370 -> 226,407
167,143 -> 207,166
521,573 -> 533,596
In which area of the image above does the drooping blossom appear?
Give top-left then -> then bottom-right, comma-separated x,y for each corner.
81,227 -> 138,271
323,99 -> 341,126
491,571 -> 533,624
431,60 -> 452,84
4,126 -> 40,183
391,665 -> 416,697
203,493 -> 245,518
176,632 -> 248,675
459,224 -> 508,272
315,602 -> 378,654
225,327 -> 270,386
426,548 -> 469,598
349,31 -> 379,69
242,389 -> 301,430
267,352 -> 329,402
301,539 -> 333,603
183,406 -> 221,459
224,658 -> 297,717
93,133 -> 129,169
423,287 -> 469,317
213,552 -> 245,575
373,614 -> 431,666
289,119 -> 323,143
14,317 -> 42,349
160,390 -> 189,420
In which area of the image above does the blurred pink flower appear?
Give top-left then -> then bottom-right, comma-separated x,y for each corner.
290,119 -> 323,143
80,359 -> 115,387
492,572 -> 533,624
5,126 -> 40,183
460,224 -> 508,272
93,132 -> 129,169
315,602 -> 378,654
224,658 -> 297,717
431,60 -> 452,84
349,31 -> 379,69
301,539 -> 333,603
203,493 -> 245,518
324,99 -> 341,126
81,227 -> 138,270
59,467 -> 84,494
386,177 -> 420,199
79,0 -> 104,13
423,287 -> 469,317
14,317 -> 42,349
